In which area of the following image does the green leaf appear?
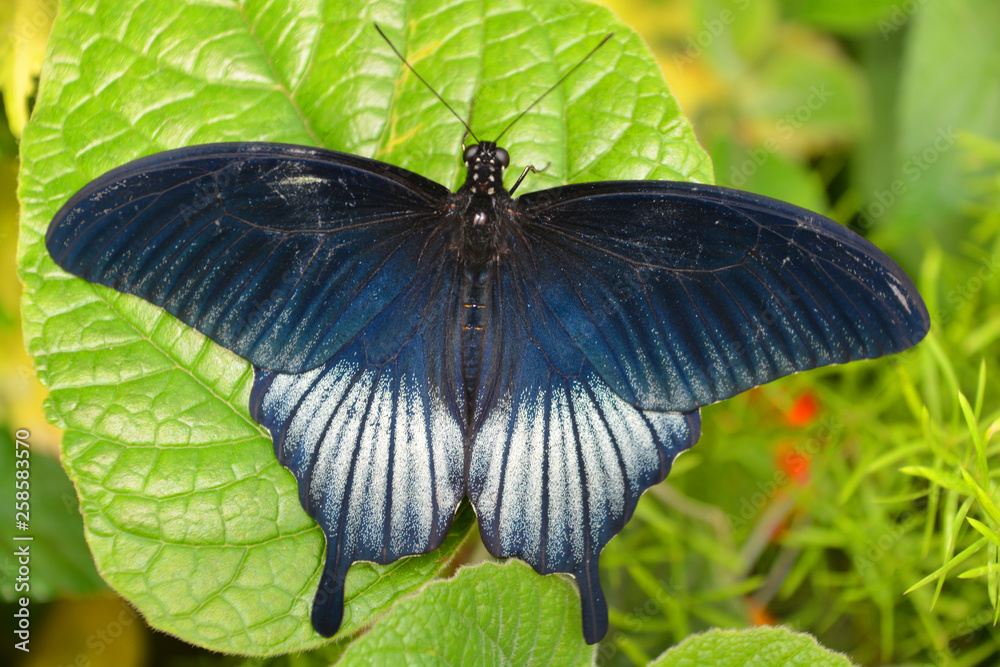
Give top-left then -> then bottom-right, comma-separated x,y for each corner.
960,469 -> 1000,527
899,465 -> 968,494
958,563 -> 1000,579
335,561 -> 595,666
957,391 -> 988,482
934,494 -> 975,607
17,0 -> 710,655
906,536 -> 988,595
649,626 -> 854,666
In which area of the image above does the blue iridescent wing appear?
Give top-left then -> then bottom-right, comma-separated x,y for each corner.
250,242 -> 466,637
46,142 -> 466,637
45,142 -> 451,373
468,181 -> 927,643
467,257 -> 701,644
517,181 -> 930,413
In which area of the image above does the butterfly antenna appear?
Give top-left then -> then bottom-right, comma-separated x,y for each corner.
374,24 -> 478,143
495,33 -> 614,143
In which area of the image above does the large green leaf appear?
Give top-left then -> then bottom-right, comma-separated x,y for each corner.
335,562 -> 596,667
18,0 -> 711,655
651,627 -> 854,667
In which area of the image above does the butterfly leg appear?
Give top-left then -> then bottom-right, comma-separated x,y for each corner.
509,162 -> 551,195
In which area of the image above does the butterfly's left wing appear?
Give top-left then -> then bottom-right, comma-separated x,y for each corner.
249,238 -> 467,638
46,142 -> 469,639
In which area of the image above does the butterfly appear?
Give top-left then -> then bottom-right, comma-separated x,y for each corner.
44,28 -> 928,645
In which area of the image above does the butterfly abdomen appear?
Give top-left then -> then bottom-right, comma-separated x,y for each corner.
459,266 -> 491,422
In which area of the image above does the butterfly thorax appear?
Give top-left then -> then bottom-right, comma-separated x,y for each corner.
450,141 -> 517,267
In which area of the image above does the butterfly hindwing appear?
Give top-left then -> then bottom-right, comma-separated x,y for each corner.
46,142 -> 451,373
518,181 -> 930,413
249,244 -> 467,636
467,260 -> 700,643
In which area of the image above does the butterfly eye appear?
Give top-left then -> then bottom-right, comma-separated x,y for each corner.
495,147 -> 510,169
463,144 -> 479,164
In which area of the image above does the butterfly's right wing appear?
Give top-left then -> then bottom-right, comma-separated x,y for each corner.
516,181 -> 930,413
467,179 -> 929,644
46,142 -> 452,373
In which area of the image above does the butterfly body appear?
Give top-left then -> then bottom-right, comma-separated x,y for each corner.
47,137 -> 928,645
460,266 -> 491,422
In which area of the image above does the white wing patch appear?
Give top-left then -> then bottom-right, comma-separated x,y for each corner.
262,359 -> 464,562
890,282 -> 913,315
252,345 -> 466,637
467,361 -> 699,643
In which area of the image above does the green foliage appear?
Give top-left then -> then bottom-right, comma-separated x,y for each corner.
650,627 -> 853,666
592,136 -> 1000,666
780,0 -> 904,35
658,0 -> 870,212
336,562 -> 597,667
0,0 -> 55,138
13,0 -> 1000,664
892,0 -> 1000,238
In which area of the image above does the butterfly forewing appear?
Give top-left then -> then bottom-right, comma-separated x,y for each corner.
46,142 -> 452,374
517,181 -> 930,413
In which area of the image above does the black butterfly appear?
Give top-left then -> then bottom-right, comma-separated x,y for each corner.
45,30 -> 928,645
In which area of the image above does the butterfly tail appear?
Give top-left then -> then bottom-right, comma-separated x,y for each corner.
311,554 -> 350,637
576,559 -> 609,645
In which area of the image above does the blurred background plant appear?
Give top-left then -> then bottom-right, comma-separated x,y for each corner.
2,0 -> 999,665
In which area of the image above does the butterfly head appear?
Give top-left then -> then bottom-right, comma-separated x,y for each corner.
463,142 -> 509,196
